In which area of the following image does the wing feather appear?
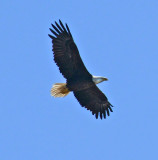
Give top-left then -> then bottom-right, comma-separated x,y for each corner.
51,24 -> 61,34
49,20 -> 92,80
55,21 -> 64,32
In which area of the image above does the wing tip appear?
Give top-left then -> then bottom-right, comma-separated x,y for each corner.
49,19 -> 72,39
94,103 -> 114,119
48,34 -> 55,39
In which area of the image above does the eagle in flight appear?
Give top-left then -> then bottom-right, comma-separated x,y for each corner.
48,20 -> 113,119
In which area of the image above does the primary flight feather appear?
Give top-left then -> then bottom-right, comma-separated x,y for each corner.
48,20 -> 113,119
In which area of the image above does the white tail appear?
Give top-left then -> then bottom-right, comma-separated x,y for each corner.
51,83 -> 70,97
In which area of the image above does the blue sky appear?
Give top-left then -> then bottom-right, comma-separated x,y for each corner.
1,0 -> 158,160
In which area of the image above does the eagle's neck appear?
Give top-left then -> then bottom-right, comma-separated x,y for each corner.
92,76 -> 108,84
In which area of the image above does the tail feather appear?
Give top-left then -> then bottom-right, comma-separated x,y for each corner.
51,83 -> 70,97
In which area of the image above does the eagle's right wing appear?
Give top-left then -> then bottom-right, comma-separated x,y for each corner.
48,20 -> 92,81
73,85 -> 113,119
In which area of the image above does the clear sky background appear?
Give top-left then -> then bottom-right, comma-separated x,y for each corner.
1,0 -> 158,160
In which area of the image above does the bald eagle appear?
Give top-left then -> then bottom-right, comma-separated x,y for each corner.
48,20 -> 113,119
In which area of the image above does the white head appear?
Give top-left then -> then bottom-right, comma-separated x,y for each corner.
92,76 -> 108,84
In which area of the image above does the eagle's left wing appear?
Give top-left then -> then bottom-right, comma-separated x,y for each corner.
73,85 -> 113,119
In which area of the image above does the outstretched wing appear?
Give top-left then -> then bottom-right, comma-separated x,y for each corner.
48,20 -> 92,81
73,85 -> 113,119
